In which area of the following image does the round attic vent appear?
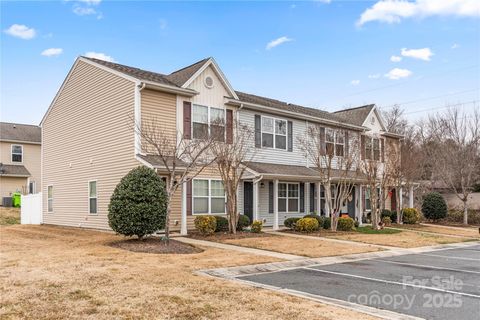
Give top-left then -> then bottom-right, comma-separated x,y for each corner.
204,76 -> 214,88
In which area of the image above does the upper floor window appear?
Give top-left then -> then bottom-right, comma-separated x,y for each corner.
373,138 -> 380,161
365,137 -> 381,161
192,104 -> 225,141
262,116 -> 287,150
11,145 -> 23,163
325,129 -> 345,157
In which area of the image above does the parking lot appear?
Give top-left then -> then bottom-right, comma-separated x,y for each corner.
239,243 -> 480,320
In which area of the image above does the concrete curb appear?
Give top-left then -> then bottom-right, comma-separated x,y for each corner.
386,226 -> 478,239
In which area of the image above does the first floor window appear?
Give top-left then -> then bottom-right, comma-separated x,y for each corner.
278,183 -> 299,212
11,145 -> 23,162
47,186 -> 53,212
28,182 -> 36,194
89,181 -> 97,214
193,179 -> 225,214
365,188 -> 371,211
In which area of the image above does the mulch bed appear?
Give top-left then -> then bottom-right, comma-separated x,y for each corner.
188,231 -> 273,241
109,237 -> 203,254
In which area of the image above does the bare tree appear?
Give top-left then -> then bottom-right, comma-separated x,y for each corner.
383,105 -> 408,134
210,118 -> 255,233
361,157 -> 382,229
420,107 -> 480,225
299,125 -> 359,231
134,116 -> 215,242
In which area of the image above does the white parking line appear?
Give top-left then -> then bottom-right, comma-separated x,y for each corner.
374,258 -> 480,274
303,267 -> 480,299
417,253 -> 480,261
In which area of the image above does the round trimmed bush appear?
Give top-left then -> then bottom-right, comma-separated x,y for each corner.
303,214 -> 324,228
251,220 -> 263,233
321,216 -> 331,230
295,217 -> 319,233
194,215 -> 217,235
237,215 -> 251,231
214,216 -> 229,232
422,192 -> 447,221
108,166 -> 167,239
403,208 -> 421,224
284,217 -> 301,229
337,217 -> 355,231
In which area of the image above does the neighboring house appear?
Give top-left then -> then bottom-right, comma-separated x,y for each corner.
0,122 -> 42,199
41,56 -> 406,233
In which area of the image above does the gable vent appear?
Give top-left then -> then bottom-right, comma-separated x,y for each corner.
204,76 -> 214,88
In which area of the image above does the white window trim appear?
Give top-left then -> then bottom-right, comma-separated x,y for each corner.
364,137 -> 382,161
11,144 -> 23,163
326,129 -> 345,157
88,180 -> 98,215
47,185 -> 53,213
191,104 -> 226,140
278,182 -> 299,213
192,178 -> 226,215
261,115 -> 288,150
29,181 -> 36,194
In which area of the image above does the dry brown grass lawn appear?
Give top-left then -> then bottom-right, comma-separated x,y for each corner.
390,224 -> 480,238
0,225 -> 378,320
221,235 -> 381,257
326,230 -> 474,248
0,207 -> 20,225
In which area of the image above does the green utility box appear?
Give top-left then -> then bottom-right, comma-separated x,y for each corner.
12,192 -> 21,207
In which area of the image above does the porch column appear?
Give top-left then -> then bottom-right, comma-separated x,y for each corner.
409,185 -> 414,208
180,183 -> 187,235
253,180 -> 259,221
358,185 -> 363,226
399,186 -> 404,210
316,182 -> 322,216
273,179 -> 279,230
305,182 -> 310,214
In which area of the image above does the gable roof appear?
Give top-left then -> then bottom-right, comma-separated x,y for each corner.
0,122 -> 41,144
333,104 -> 375,127
165,58 -> 210,87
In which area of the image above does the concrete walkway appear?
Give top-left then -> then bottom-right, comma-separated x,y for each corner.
267,230 -> 394,250
176,237 -> 304,260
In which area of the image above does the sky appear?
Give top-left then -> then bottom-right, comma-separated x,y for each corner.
1,0 -> 479,125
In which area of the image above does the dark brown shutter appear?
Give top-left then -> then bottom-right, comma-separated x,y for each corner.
380,138 -> 385,162
254,115 -> 261,148
183,101 -> 192,140
287,121 -> 293,152
300,183 -> 305,213
268,181 -> 273,213
310,183 -> 315,214
361,135 -> 366,160
345,131 -> 349,156
319,127 -> 326,155
226,109 -> 233,144
186,180 -> 192,216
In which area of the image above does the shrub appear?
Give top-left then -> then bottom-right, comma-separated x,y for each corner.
444,209 -> 480,225
284,217 -> 301,229
403,208 -> 421,224
382,216 -> 392,226
354,220 -> 360,228
303,214 -> 324,228
381,209 -> 391,218
390,211 -> 398,223
214,216 -> 229,232
321,216 -> 331,230
237,215 -> 251,231
194,216 -> 217,235
251,220 -> 263,233
381,209 -> 397,223
422,192 -> 447,221
108,166 -> 167,239
295,217 -> 319,233
337,217 -> 355,231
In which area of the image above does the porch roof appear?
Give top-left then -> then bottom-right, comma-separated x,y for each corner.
0,164 -> 31,177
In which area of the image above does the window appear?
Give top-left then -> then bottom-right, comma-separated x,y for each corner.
11,145 -> 23,163
326,129 -> 335,156
373,138 -> 380,161
365,188 -> 371,211
193,179 -> 225,214
336,131 -> 345,157
261,116 -> 287,150
47,186 -> 53,212
192,104 -> 225,141
278,183 -> 299,213
326,129 -> 345,157
365,138 -> 373,160
89,181 -> 97,214
364,137 -> 381,161
28,182 -> 36,194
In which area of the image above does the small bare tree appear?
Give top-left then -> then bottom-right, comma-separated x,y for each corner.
420,107 -> 480,225
134,116 -> 215,243
210,118 -> 255,233
361,157 -> 382,229
299,125 -> 359,231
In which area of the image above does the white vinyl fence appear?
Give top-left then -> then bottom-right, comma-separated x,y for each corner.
21,192 -> 43,225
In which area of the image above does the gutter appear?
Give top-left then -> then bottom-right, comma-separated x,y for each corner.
143,81 -> 197,97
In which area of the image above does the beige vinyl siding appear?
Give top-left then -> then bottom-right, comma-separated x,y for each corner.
0,142 -> 41,191
42,60 -> 139,229
187,65 -> 232,107
0,176 -> 28,198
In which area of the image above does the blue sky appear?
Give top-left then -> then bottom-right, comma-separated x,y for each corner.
1,0 -> 479,125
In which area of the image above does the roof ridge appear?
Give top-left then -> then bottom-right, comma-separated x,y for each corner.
334,104 -> 375,113
0,121 -> 40,127
168,57 -> 210,75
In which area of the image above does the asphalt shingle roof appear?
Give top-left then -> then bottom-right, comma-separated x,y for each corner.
333,104 -> 375,127
0,122 -> 41,143
0,164 -> 31,177
165,58 -> 210,87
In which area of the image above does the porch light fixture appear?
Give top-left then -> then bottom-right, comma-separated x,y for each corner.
260,182 -> 265,188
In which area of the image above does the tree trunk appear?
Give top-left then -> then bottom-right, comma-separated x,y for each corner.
164,194 -> 172,245
463,200 -> 468,225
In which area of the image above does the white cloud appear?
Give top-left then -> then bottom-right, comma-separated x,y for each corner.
41,48 -> 63,57
401,47 -> 434,61
72,0 -> 102,19
159,19 -> 168,30
357,0 -> 480,26
451,43 -> 460,49
385,68 -> 413,80
266,36 -> 293,50
78,0 -> 101,4
390,55 -> 402,62
84,51 -> 115,62
368,74 -> 381,79
4,24 -> 36,40
351,80 -> 360,86
315,0 -> 332,3
73,5 -> 97,16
